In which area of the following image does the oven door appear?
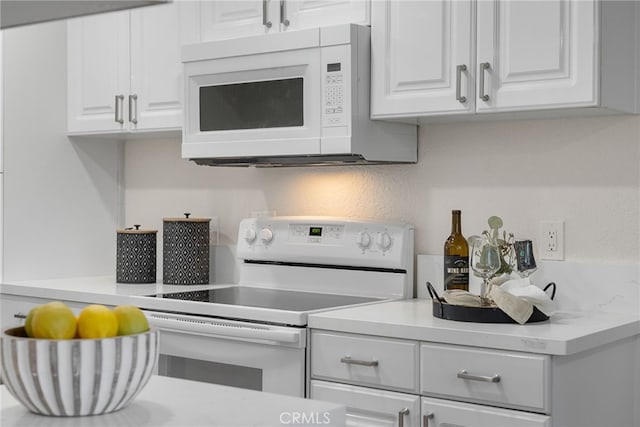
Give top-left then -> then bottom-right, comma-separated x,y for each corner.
183,47 -> 321,160
145,311 -> 306,397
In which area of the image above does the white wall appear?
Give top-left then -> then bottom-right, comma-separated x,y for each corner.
2,21 -> 122,280
125,114 -> 640,262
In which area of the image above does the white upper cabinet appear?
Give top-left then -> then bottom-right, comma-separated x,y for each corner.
371,0 -> 474,117
200,1 -> 277,41
475,0 -> 595,113
67,12 -> 130,134
67,2 -> 199,135
372,0 -> 638,119
200,0 -> 369,42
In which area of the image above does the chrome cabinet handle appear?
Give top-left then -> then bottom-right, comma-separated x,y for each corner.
262,0 -> 272,28
423,412 -> 434,427
456,64 -> 467,104
115,94 -> 124,124
129,94 -> 138,125
340,356 -> 379,367
13,313 -> 27,319
457,369 -> 501,383
398,408 -> 410,427
280,0 -> 290,26
479,62 -> 490,101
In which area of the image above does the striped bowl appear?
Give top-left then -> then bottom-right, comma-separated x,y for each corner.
1,327 -> 158,416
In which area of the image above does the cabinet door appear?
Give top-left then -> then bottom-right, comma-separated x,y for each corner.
129,1 -> 199,131
311,380 -> 420,427
200,0 -> 279,41
371,0 -> 474,119
283,0 -> 369,32
422,397 -> 551,427
67,11 -> 130,134
476,0 -> 597,112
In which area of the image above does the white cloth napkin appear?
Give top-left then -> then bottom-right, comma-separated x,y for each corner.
489,285 -> 533,324
498,277 -> 555,317
442,289 -> 482,307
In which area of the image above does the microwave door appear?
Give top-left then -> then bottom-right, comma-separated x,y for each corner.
183,49 -> 321,159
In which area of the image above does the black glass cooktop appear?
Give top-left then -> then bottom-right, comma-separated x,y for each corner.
149,286 -> 381,312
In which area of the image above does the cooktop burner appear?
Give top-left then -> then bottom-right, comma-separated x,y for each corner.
149,286 -> 382,312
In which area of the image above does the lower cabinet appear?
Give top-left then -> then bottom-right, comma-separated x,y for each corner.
311,380 -> 419,427
310,330 -> 551,427
422,397 -> 550,427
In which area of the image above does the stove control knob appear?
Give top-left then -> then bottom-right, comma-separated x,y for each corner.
356,231 -> 371,249
376,232 -> 392,250
259,228 -> 274,244
244,228 -> 257,244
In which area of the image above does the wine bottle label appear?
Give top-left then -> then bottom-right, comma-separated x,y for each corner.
444,256 -> 469,289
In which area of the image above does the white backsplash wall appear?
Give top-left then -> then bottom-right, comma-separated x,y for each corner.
126,113 -> 639,265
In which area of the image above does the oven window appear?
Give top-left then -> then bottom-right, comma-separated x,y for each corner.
199,78 -> 303,131
158,355 -> 263,391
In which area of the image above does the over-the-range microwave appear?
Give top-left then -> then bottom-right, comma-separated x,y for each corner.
181,24 -> 417,167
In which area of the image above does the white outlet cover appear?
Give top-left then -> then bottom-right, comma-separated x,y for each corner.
539,220 -> 565,261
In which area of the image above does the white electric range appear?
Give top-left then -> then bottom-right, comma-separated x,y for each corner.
143,216 -> 414,397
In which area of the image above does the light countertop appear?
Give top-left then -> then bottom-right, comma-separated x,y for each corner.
0,277 -> 259,320
1,375 -> 346,427
308,299 -> 640,355
3,277 -> 639,356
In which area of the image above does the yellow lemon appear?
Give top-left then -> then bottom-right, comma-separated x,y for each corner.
77,304 -> 118,339
31,302 -> 77,339
113,305 -> 149,336
24,306 -> 41,337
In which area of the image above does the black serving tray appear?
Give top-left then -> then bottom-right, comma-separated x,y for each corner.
426,281 -> 556,324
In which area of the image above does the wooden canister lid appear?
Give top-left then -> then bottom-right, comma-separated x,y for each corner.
117,225 -> 158,234
163,213 -> 211,223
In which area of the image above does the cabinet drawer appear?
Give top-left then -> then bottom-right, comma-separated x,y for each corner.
420,343 -> 550,413
311,380 -> 420,427
422,396 -> 551,427
311,331 -> 419,393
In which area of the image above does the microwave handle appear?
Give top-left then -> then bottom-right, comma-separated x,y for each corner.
262,0 -> 272,28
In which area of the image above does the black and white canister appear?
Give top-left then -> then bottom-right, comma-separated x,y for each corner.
116,225 -> 157,284
163,213 -> 211,285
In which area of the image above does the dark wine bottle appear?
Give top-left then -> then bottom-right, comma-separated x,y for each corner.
443,210 -> 469,291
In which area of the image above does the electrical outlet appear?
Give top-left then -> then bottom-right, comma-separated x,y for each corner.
539,220 -> 564,261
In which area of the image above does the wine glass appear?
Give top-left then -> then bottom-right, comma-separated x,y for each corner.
470,237 -> 501,305
514,239 -> 538,278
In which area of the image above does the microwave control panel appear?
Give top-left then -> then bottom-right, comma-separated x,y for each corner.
323,66 -> 345,126
322,45 -> 350,128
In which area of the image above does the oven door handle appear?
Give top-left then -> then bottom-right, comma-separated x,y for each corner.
145,312 -> 301,344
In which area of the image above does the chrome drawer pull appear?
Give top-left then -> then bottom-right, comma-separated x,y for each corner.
114,94 -> 124,124
398,408 -> 410,427
262,0 -> 272,28
479,62 -> 490,101
340,356 -> 379,367
128,94 -> 138,125
457,369 -> 501,383
423,412 -> 434,427
455,64 -> 467,103
280,0 -> 290,26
